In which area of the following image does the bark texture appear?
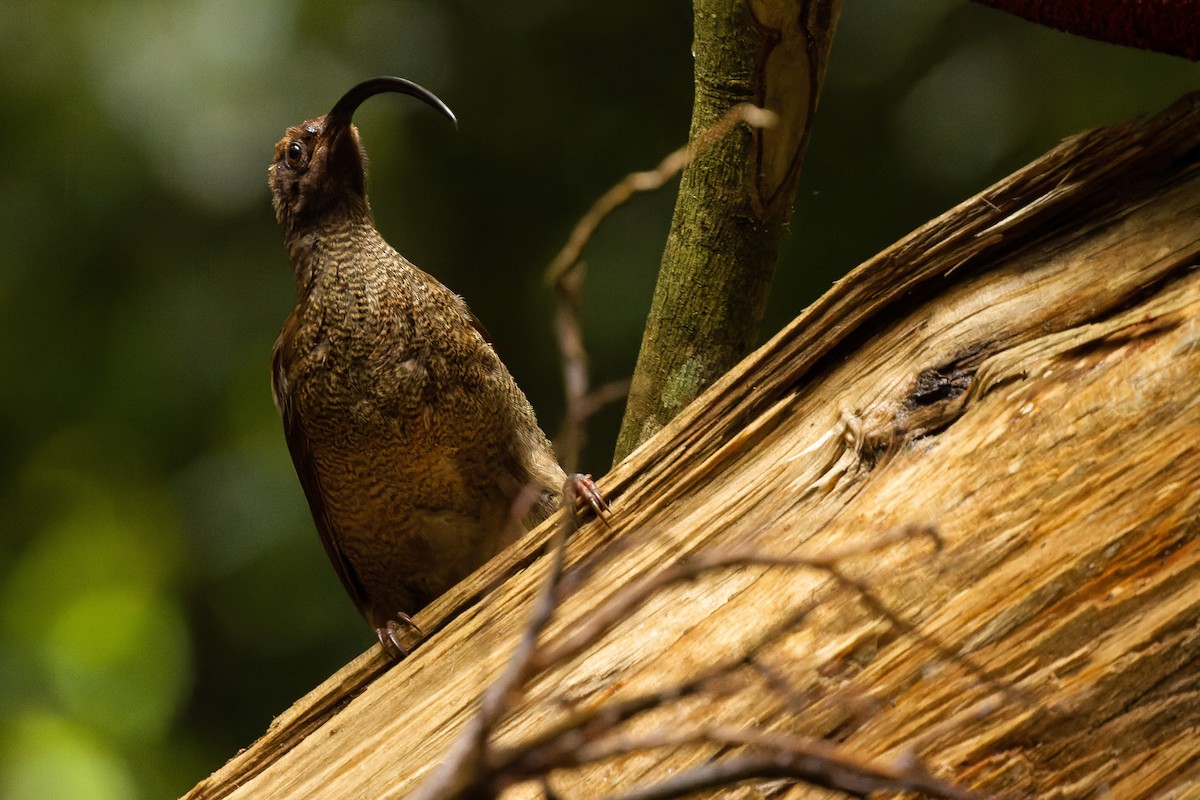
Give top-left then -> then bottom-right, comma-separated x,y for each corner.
614,0 -> 841,462
185,93 -> 1200,800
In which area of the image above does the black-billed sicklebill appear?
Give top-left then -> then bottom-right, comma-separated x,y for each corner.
268,77 -> 602,654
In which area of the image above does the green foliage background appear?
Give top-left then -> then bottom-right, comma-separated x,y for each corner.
0,1 -> 1194,796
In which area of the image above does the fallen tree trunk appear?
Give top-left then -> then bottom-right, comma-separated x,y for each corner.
185,92 -> 1200,799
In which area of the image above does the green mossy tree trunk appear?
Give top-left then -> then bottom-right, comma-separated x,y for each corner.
614,0 -> 841,463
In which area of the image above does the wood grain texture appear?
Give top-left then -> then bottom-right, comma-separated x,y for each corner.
185,92 -> 1200,799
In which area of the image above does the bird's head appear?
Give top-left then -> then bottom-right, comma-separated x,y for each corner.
269,76 -> 456,231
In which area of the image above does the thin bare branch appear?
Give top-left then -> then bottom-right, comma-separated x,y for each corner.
531,524 -> 940,671
548,104 -> 777,471
495,600 -> 820,779
409,479 -> 581,800
593,727 -> 977,800
822,562 -> 1030,706
414,522 -> 987,800
579,378 -> 633,419
545,104 -> 778,286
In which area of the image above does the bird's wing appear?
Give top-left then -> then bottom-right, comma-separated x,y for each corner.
272,343 -> 372,617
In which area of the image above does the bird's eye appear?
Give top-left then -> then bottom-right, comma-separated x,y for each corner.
285,140 -> 306,167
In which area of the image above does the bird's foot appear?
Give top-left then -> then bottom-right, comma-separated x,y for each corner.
376,613 -> 424,659
568,473 -> 610,526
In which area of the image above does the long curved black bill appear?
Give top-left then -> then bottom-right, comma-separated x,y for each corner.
326,76 -> 457,128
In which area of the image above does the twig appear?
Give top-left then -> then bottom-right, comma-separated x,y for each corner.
409,479 -> 581,800
579,378 -> 633,420
494,600 -> 821,779
747,658 -> 820,716
592,727 -> 977,800
545,104 -> 778,287
821,562 -> 1030,706
548,104 -> 778,472
413,522 -> 991,800
530,524 -> 940,671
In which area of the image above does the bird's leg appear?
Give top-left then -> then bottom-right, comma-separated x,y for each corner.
568,473 -> 610,526
376,613 -> 424,658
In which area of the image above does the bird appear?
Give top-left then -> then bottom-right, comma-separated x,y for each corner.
267,76 -> 603,654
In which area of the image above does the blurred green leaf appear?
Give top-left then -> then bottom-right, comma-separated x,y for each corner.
45,586 -> 191,742
0,713 -> 138,800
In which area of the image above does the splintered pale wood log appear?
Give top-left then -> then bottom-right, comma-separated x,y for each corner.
185,92 -> 1200,800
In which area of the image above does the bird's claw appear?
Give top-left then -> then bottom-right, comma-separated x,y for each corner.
376,613 -> 424,659
569,473 -> 610,527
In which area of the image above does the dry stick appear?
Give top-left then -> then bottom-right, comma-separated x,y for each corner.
552,262 -> 632,473
577,378 -> 635,420
495,600 -> 822,779
413,534 -> 832,795
417,521 -> 977,800
592,728 -> 977,800
530,523 -> 941,672
747,657 -> 824,717
489,528 -> 948,780
552,261 -> 593,473
509,522 -> 1020,786
529,728 -> 975,800
548,104 -> 778,472
821,562 -> 1031,707
552,510 -> 651,599
409,480 -> 582,800
496,630 -> 977,800
591,727 -> 974,800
